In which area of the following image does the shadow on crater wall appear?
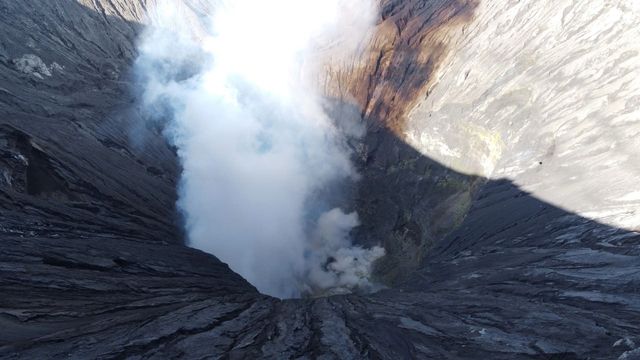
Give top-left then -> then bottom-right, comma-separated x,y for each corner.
348,126 -> 640,359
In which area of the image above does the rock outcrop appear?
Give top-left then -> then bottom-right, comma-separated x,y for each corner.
1,0 -> 639,359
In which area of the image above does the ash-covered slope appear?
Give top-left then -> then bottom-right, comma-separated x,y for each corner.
0,0 -> 258,349
1,1 -> 639,359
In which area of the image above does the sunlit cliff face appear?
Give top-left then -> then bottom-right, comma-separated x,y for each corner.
136,0 -> 383,298
400,0 -> 640,232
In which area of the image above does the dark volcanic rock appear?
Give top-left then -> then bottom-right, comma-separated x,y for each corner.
1,1 -> 639,359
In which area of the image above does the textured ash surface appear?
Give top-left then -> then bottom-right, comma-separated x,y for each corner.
1,0 -> 639,359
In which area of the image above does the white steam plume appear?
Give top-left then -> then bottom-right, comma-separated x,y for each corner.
136,0 -> 383,298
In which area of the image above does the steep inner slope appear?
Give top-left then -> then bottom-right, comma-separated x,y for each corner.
1,0 -> 639,359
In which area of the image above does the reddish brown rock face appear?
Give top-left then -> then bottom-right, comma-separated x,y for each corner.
320,0 -> 478,134
312,0 -> 482,284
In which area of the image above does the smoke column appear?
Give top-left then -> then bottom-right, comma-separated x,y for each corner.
136,0 -> 383,298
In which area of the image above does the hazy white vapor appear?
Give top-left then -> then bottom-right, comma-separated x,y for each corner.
136,0 -> 383,298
